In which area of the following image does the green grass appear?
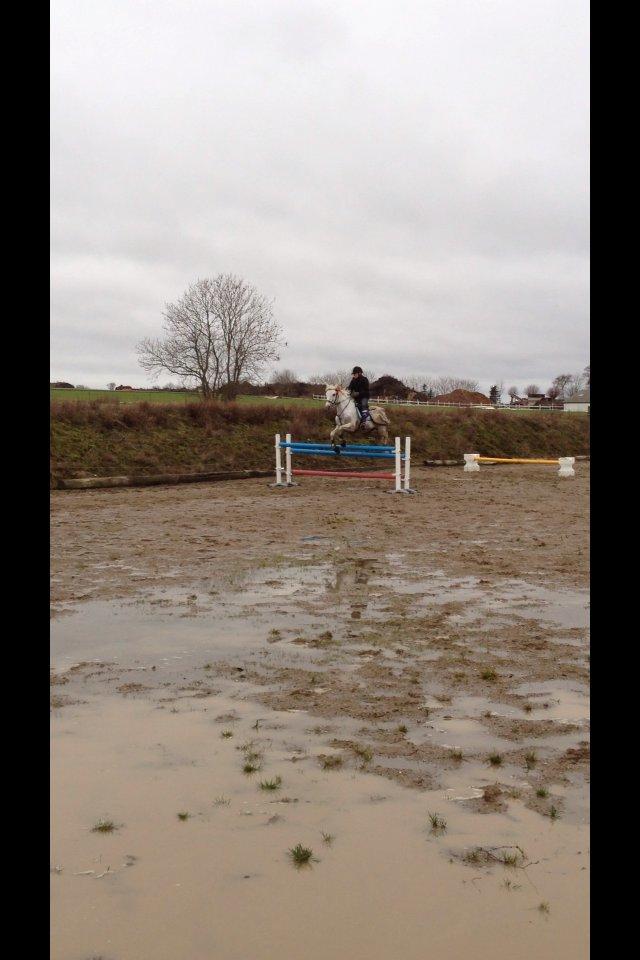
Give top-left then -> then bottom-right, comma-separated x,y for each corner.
50,388 -> 324,409
536,787 -> 549,799
320,754 -> 343,769
51,388 -> 590,416
177,811 -> 191,821
501,851 -> 522,867
91,819 -> 118,833
488,752 -> 503,767
259,776 -> 282,791
288,843 -> 315,866
463,847 -> 483,864
480,668 -> 498,681
428,812 -> 447,832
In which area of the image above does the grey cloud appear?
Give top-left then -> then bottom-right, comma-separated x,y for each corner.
51,0 -> 588,394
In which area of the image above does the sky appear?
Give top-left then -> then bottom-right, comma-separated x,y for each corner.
51,0 -> 589,394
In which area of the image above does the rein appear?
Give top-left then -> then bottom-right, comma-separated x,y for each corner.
332,391 -> 353,422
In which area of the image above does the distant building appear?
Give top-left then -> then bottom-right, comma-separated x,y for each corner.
563,389 -> 590,413
515,394 -> 563,409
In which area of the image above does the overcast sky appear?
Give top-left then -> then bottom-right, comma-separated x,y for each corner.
51,0 -> 589,393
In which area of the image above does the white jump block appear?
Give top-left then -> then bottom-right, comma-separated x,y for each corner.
463,453 -> 480,472
558,457 -> 575,478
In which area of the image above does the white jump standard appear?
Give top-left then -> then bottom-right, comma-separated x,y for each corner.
463,454 -> 576,478
272,434 -> 416,493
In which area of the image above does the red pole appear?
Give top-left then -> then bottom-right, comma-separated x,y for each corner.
291,469 -> 396,480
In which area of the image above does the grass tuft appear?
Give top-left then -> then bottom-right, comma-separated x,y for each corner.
259,776 -> 282,792
320,754 -> 343,769
428,812 -> 447,832
91,819 -> 118,833
487,752 -> 503,767
177,811 -> 190,821
289,843 -> 315,866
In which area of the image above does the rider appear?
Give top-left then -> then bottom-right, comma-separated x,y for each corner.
348,366 -> 371,422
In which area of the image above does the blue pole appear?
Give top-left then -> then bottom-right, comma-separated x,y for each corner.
282,448 -> 401,460
280,443 -> 395,453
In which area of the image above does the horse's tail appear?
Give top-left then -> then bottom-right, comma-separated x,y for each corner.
371,406 -> 390,426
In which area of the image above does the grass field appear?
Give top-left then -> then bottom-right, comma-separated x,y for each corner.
50,388 -> 320,407
50,388 -> 580,415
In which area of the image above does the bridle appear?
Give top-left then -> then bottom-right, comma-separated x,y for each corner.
327,388 -> 352,422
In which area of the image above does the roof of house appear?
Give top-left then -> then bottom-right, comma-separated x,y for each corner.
565,390 -> 590,403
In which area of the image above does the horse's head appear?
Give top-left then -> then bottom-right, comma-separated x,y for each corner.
325,384 -> 343,408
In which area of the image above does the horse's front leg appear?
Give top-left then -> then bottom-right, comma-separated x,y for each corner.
330,421 -> 357,444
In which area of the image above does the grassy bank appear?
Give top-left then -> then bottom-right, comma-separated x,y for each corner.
50,400 -> 589,482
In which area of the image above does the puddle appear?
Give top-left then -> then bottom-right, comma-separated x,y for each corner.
51,696 -> 589,960
512,681 -> 590,722
426,716 -> 515,753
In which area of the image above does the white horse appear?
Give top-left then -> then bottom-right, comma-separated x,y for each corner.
325,385 -> 390,445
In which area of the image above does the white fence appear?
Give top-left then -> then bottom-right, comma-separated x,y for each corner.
312,396 -> 567,412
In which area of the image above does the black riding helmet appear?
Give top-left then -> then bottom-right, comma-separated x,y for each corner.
352,366 -> 363,375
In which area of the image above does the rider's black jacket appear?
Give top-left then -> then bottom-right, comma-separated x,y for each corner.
348,376 -> 370,400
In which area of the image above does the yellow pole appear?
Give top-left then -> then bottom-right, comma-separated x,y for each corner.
475,456 -> 559,465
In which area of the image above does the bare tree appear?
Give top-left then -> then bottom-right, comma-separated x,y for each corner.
311,369 -> 375,386
138,279 -> 222,398
107,382 -> 116,391
547,385 -> 562,400
137,274 -> 284,400
567,371 -> 586,396
403,376 -> 426,392
270,369 -> 298,385
551,374 -> 573,398
212,274 -> 284,398
524,384 -> 541,397
507,385 -> 520,404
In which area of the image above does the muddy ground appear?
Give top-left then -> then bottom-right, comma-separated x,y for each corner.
51,464 -> 589,960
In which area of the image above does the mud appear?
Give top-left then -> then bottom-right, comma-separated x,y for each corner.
51,465 -> 589,959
